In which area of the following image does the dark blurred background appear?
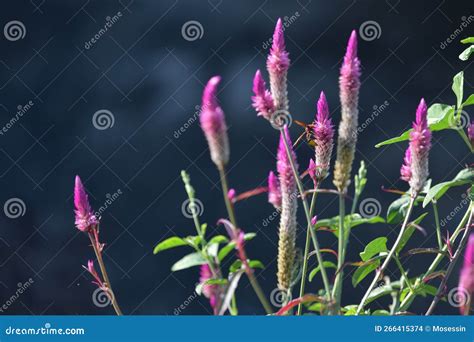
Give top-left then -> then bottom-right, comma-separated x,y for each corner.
0,0 -> 472,315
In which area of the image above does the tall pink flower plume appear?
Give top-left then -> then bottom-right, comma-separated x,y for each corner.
409,98 -> 431,193
459,234 -> 474,315
333,30 -> 361,192
252,70 -> 275,120
468,123 -> 474,149
400,147 -> 412,182
314,91 -> 334,181
276,127 -> 298,290
200,76 -> 230,168
268,170 -> 282,210
267,18 -> 290,112
308,158 -> 316,183
74,175 -> 98,232
199,264 -> 219,313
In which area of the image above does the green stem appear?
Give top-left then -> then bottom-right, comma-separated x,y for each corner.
432,201 -> 443,250
89,232 -> 123,316
332,193 -> 346,313
457,129 -> 473,153
247,271 -> 273,315
297,189 -> 318,315
398,201 -> 473,312
279,128 -> 332,300
218,166 -> 237,227
394,256 -> 413,292
356,195 -> 417,315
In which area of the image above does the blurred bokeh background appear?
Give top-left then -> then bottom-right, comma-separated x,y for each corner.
0,0 -> 472,315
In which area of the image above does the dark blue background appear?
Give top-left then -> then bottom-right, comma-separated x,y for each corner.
0,0 -> 472,315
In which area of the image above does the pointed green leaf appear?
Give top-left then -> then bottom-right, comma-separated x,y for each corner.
452,71 -> 464,109
315,214 -> 385,237
207,235 -> 229,245
360,237 -> 388,262
461,37 -> 474,44
396,212 -> 428,254
217,233 -> 256,261
309,261 -> 337,282
171,252 -> 206,271
248,260 -> 265,269
153,236 -> 187,254
352,260 -> 380,287
387,196 -> 411,224
462,94 -> 474,107
460,45 -> 474,61
423,168 -> 474,207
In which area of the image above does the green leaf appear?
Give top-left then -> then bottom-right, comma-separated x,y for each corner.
195,278 -> 228,295
207,243 -> 219,258
461,37 -> 474,44
375,104 -> 454,147
387,196 -> 411,224
460,45 -> 474,61
153,236 -> 187,254
396,212 -> 428,254
201,223 -> 207,237
208,235 -> 229,245
309,261 -> 337,282
217,233 -> 257,262
423,168 -> 474,207
229,259 -> 264,273
462,94 -> 474,107
352,260 -> 380,287
248,260 -> 265,269
315,214 -> 385,237
184,235 -> 202,247
452,71 -> 464,109
365,280 -> 401,305
360,237 -> 388,262
171,252 -> 206,271
372,310 -> 390,316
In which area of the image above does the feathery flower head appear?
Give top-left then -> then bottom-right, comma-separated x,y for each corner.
400,147 -> 412,182
468,123 -> 474,149
268,171 -> 282,210
334,30 -> 361,192
276,127 -> 298,290
314,91 -> 334,181
459,234 -> 474,315
409,98 -> 431,193
200,76 -> 230,168
200,264 -> 219,312
267,18 -> 290,112
74,175 -> 98,232
252,70 -> 275,120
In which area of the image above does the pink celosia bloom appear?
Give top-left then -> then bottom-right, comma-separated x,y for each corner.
459,234 -> 474,315
268,171 -> 282,210
400,147 -> 412,182
74,175 -> 98,232
200,76 -> 230,168
308,158 -> 317,183
227,188 -> 236,202
409,98 -> 431,193
199,264 -> 219,313
468,123 -> 474,149
266,18 -> 290,112
84,260 -> 103,287
276,127 -> 298,290
314,91 -> 334,181
311,215 -> 318,226
252,70 -> 275,120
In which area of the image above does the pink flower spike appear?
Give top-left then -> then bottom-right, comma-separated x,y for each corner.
308,159 -> 316,183
74,176 -> 98,232
409,98 -> 431,193
227,188 -> 236,203
267,18 -> 290,112
311,215 -> 318,226
200,264 -> 219,313
468,123 -> 474,149
84,260 -> 103,287
314,91 -> 334,181
459,234 -> 474,315
339,30 -> 361,112
268,171 -> 282,210
400,147 -> 412,182
200,76 -> 230,168
252,70 -> 275,120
